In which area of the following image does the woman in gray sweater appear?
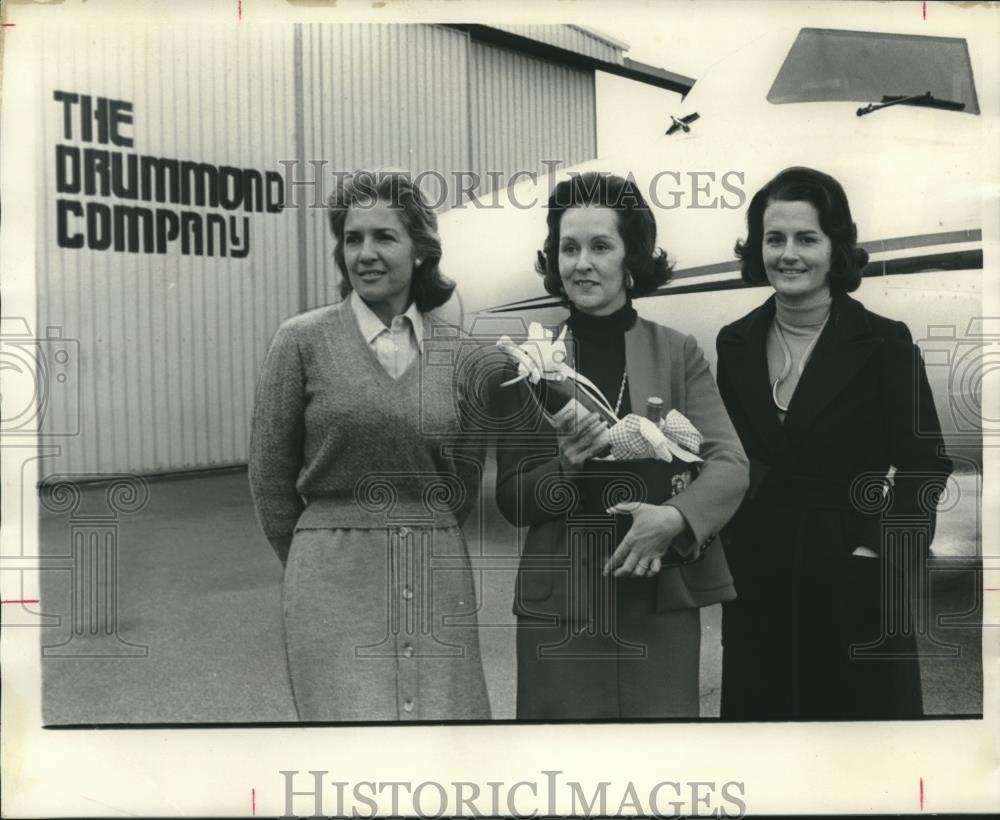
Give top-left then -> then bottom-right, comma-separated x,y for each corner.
249,171 -> 490,722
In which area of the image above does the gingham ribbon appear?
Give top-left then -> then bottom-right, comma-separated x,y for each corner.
606,409 -> 703,463
607,415 -> 651,460
661,408 -> 703,454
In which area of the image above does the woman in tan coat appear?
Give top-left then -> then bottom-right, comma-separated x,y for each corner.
493,173 -> 749,719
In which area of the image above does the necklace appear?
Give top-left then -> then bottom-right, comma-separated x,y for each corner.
614,369 -> 628,417
771,316 -> 829,411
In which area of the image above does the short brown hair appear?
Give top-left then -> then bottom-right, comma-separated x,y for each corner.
327,170 -> 455,311
535,172 -> 673,298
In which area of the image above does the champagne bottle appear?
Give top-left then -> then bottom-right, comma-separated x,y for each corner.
645,396 -> 664,423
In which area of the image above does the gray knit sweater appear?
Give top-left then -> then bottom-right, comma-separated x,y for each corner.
249,300 -> 485,563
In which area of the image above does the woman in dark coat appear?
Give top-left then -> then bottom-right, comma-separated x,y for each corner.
493,173 -> 749,719
716,167 -> 952,720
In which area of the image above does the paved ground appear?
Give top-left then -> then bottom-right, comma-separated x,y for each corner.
38,464 -> 983,724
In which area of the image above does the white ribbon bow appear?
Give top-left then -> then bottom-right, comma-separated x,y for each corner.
496,323 -> 618,421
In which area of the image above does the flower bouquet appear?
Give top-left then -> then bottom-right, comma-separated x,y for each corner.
496,323 -> 705,531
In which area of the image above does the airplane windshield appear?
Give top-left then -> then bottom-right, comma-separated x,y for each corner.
767,28 -> 979,114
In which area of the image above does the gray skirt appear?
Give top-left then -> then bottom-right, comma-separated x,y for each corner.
516,575 -> 701,720
283,525 -> 490,721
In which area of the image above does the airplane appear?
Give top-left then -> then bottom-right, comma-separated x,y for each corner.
436,21 -> 993,467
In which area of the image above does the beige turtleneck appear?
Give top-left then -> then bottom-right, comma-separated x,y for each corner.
766,291 -> 833,421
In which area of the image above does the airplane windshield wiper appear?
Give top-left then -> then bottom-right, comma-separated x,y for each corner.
857,91 -> 966,117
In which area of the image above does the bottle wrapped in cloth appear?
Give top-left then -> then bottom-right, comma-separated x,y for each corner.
576,410 -> 704,562
496,323 -> 706,557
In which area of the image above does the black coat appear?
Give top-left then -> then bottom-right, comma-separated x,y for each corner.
715,292 -> 952,720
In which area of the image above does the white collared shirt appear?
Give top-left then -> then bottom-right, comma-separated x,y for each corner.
350,292 -> 424,379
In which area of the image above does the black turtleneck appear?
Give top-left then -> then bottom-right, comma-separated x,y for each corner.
566,300 -> 638,418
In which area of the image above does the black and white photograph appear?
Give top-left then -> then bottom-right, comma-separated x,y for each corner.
2,0 -> 997,815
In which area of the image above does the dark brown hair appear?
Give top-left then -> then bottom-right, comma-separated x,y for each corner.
735,166 -> 868,293
536,172 -> 673,297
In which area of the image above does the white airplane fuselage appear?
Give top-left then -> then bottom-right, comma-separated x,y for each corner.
437,25 -> 990,462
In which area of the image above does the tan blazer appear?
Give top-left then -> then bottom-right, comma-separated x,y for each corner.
493,315 -> 750,617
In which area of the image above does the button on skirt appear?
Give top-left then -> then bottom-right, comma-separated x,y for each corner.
282,525 -> 490,721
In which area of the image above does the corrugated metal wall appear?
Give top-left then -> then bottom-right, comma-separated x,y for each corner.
489,24 -> 625,64
36,25 -> 300,476
34,23 -> 601,478
469,39 -> 597,197
297,24 -> 471,308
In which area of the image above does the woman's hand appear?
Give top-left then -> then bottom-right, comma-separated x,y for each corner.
602,502 -> 688,578
555,411 -> 608,471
